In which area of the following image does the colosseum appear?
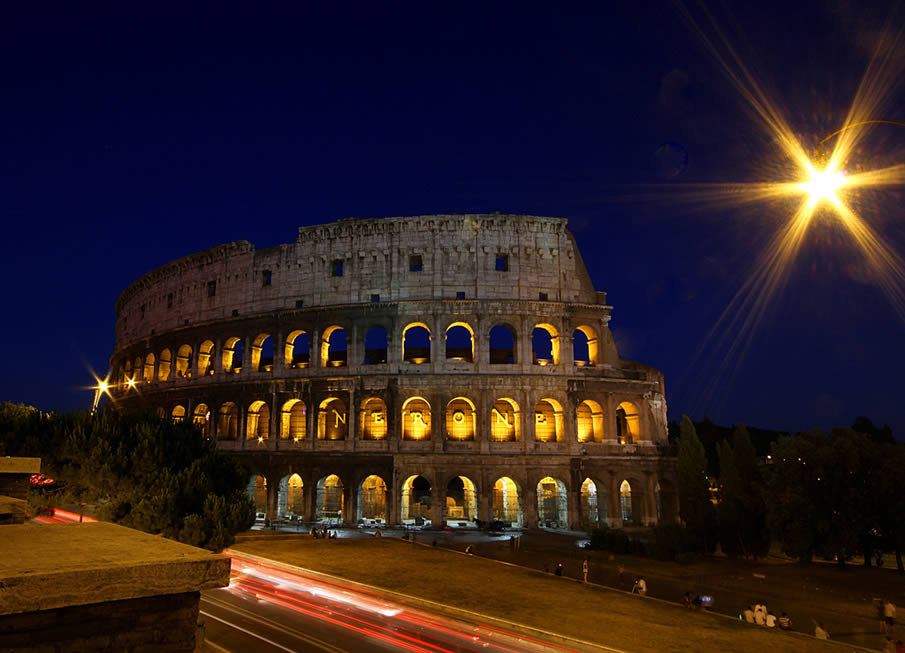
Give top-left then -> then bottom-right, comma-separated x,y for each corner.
110,214 -> 677,531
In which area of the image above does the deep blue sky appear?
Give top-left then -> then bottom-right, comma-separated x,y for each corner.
2,2 -> 903,437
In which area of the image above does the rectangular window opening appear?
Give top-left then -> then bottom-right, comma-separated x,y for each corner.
295,299 -> 305,308
456,291 -> 466,300
538,292 -> 548,301
409,255 -> 423,272
232,309 -> 239,317
495,255 -> 509,272
167,293 -> 173,309
207,281 -> 217,297
262,270 -> 272,286
332,259 -> 344,277
371,294 -> 380,303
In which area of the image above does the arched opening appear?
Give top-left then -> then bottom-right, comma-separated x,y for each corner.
363,327 -> 388,365
317,397 -> 348,440
222,337 -> 243,374
445,323 -> 474,362
576,400 -> 604,443
401,475 -> 431,525
171,405 -> 186,423
192,403 -> 209,428
217,402 -> 239,439
489,324 -> 516,364
175,345 -> 193,379
198,340 -> 215,377
492,477 -> 522,526
155,406 -> 166,419
446,476 -> 476,523
532,324 -> 560,366
572,326 -> 598,366
285,330 -> 310,368
616,401 -> 640,444
359,397 -> 388,440
123,360 -> 132,385
251,333 -> 274,372
158,349 -> 172,381
358,475 -> 387,522
491,398 -> 520,442
536,476 -> 568,528
320,326 -> 347,367
402,397 -> 431,440
134,357 -> 143,382
402,323 -> 431,364
580,478 -> 600,528
534,398 -> 563,442
315,474 -> 343,522
446,397 -> 476,440
143,353 -> 155,383
249,475 -> 267,516
246,400 -> 270,440
280,399 -> 307,440
278,474 -> 303,519
620,480 -> 633,523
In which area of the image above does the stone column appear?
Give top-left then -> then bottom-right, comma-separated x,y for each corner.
385,481 -> 398,526
606,393 -> 617,444
609,474 -> 623,529
265,473 -> 279,524
348,387 -> 357,451
522,475 -> 538,528
343,478 -> 356,525
303,473 -> 316,522
477,480 -> 491,523
431,475 -> 445,528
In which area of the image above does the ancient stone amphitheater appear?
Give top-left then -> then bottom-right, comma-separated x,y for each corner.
110,214 -> 677,530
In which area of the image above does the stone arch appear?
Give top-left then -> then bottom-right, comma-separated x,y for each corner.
247,475 -> 267,516
157,349 -> 172,381
401,396 -> 431,440
175,344 -> 193,379
446,475 -> 477,523
619,479 -> 634,523
616,401 -> 641,444
400,475 -> 431,525
534,398 -> 564,442
576,399 -> 604,443
358,475 -> 387,522
317,397 -> 347,440
278,473 -> 304,519
284,330 -> 310,368
280,399 -> 307,440
217,402 -> 239,439
221,337 -> 243,374
250,333 -> 274,372
532,323 -> 560,365
492,476 -> 522,526
192,403 -> 209,427
445,322 -> 474,363
446,397 -> 476,441
123,360 -> 133,385
402,322 -> 431,364
143,353 -> 155,383
320,325 -> 347,367
246,400 -> 270,440
363,326 -> 388,365
491,398 -> 520,442
359,397 -> 388,440
536,476 -> 568,528
580,477 -> 604,528
197,340 -> 215,376
315,474 -> 344,522
171,405 -> 186,422
572,325 -> 599,366
488,323 -> 517,364
134,357 -> 143,382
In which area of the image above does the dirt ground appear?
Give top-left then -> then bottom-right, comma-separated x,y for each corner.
231,527 -> 900,653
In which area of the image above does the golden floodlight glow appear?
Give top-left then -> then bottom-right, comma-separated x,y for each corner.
97,381 -> 108,393
799,164 -> 846,206
127,377 -> 136,388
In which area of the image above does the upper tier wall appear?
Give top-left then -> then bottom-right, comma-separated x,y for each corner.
114,215 -> 600,349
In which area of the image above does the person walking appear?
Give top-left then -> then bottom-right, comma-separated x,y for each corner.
754,602 -> 767,626
582,558 -> 590,583
814,621 -> 829,640
554,563 -> 563,576
884,599 -> 897,634
632,577 -> 647,596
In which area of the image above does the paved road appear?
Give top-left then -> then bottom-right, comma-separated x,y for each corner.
200,551 -> 620,653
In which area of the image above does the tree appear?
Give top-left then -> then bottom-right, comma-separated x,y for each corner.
677,416 -> 717,553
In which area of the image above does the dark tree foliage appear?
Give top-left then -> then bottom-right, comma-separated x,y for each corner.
0,402 -> 254,551
718,425 -> 770,559
677,416 -> 717,553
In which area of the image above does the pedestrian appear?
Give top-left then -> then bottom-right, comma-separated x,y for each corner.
464,544 -> 473,555
884,599 -> 897,634
582,558 -> 590,583
554,563 -> 563,577
754,602 -> 767,626
777,612 -> 791,630
814,621 -> 829,640
682,592 -> 692,609
742,605 -> 755,624
766,612 -> 776,629
632,577 -> 647,596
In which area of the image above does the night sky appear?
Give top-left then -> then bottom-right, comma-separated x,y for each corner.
2,2 -> 903,438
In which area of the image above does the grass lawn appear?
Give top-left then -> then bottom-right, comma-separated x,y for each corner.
231,535 -> 849,653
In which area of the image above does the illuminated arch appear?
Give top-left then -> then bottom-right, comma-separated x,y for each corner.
536,476 -> 568,528
491,398 -> 520,442
192,403 -> 210,427
143,353 -> 155,383
278,473 -> 304,519
446,476 -> 477,522
580,478 -> 602,528
620,480 -> 633,523
280,399 -> 307,440
171,405 -> 186,423
250,333 -> 273,372
445,322 -> 474,363
359,397 -> 388,440
534,398 -> 563,442
175,344 -> 193,379
246,400 -> 270,440
402,396 -> 431,440
402,322 -> 431,364
133,357 -> 143,382
532,323 -> 560,365
317,397 -> 347,440
446,397 -> 476,441
576,399 -> 604,443
320,325 -> 347,367
158,348 -> 172,381
221,337 -> 243,374
249,475 -> 267,516
284,330 -> 310,368
358,475 -> 387,522
217,401 -> 239,439
572,325 -> 599,366
489,323 -> 517,364
616,401 -> 641,444
197,340 -> 215,376
492,476 -> 522,526
315,474 -> 344,522
401,475 -> 431,524
363,327 -> 388,365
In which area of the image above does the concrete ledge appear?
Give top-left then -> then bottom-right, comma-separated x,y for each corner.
0,522 -> 230,615
0,457 -> 40,474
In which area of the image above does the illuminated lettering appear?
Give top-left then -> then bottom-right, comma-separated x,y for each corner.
492,408 -> 511,428
535,412 -> 546,424
372,411 -> 385,424
412,411 -> 426,426
453,410 -> 465,423
333,409 -> 346,427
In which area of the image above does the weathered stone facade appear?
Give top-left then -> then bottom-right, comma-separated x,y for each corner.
110,214 -> 676,530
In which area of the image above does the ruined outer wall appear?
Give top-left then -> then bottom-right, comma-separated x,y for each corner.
115,214 -> 597,350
